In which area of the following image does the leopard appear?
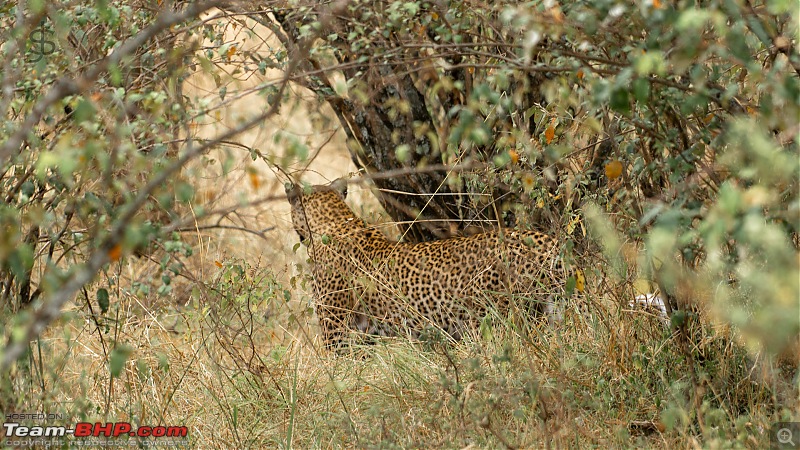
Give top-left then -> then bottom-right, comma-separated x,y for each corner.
287,179 -> 575,349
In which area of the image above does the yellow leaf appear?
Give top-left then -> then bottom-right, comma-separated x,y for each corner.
227,46 -> 237,59
508,150 -> 519,164
550,6 -> 564,23
605,160 -> 623,180
214,260 -> 223,268
566,215 -> 582,234
249,171 -> 261,189
545,119 -> 556,144
652,0 -> 663,9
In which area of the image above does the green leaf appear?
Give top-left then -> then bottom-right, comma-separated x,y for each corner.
609,88 -> 630,115
726,28 -> 751,62
157,284 -> 172,296
468,124 -> 490,146
635,51 -> 666,76
109,64 -> 122,86
403,2 -> 419,15
109,344 -> 133,378
676,8 -> 712,32
395,144 -> 411,163
20,180 -> 35,198
157,352 -> 170,372
35,151 -> 59,180
97,288 -> 110,314
28,0 -> 45,13
8,244 -> 34,281
565,276 -> 577,296
176,182 -> 194,203
767,0 -> 794,13
95,0 -> 110,19
633,79 -> 650,103
73,98 -> 96,123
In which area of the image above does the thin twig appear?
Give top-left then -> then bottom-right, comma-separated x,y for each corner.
0,0 -> 224,165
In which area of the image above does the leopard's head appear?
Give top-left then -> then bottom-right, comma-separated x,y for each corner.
286,179 -> 359,242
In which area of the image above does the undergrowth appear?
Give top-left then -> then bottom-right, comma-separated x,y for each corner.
1,250 -> 794,450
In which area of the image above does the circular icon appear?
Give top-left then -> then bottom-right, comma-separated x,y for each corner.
778,428 -> 795,446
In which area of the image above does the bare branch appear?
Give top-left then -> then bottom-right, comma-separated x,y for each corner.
0,0 -> 351,374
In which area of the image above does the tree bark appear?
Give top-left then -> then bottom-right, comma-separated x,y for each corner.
272,7 -> 471,242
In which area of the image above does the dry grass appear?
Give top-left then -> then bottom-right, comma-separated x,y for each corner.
21,256 -> 786,449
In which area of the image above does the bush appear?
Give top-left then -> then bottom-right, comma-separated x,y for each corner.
0,0 -> 796,447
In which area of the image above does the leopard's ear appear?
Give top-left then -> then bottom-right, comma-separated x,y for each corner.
330,178 -> 348,199
285,179 -> 307,200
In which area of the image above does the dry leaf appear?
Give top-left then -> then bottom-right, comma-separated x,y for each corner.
545,119 -> 556,144
249,171 -> 261,189
605,160 -> 623,180
108,245 -> 122,262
